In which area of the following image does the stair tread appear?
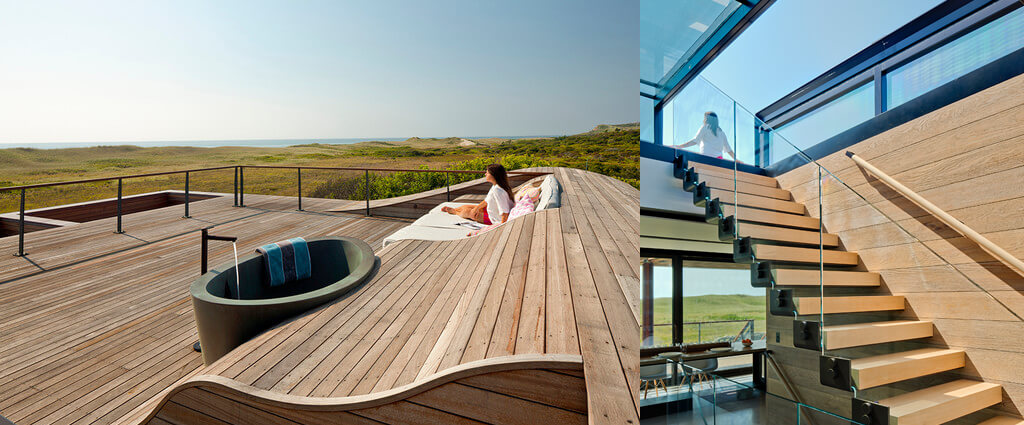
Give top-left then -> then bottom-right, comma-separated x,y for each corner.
794,295 -> 904,315
734,221 -> 839,247
723,205 -> 821,230
978,416 -> 1024,425
692,163 -> 778,187
826,320 -> 930,331
772,269 -> 880,286
823,320 -> 932,349
850,348 -> 966,389
880,379 -> 1001,421
699,174 -> 791,200
852,347 -> 964,369
708,188 -> 805,214
751,244 -> 859,266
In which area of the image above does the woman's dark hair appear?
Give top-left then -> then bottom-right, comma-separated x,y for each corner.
487,163 -> 514,203
705,111 -> 719,136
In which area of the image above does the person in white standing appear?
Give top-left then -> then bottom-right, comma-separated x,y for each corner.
675,111 -> 738,162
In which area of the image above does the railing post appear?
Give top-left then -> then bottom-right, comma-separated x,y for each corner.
15,188 -> 25,256
239,167 -> 245,207
446,171 -> 451,202
364,170 -> 370,216
233,167 -> 238,207
183,171 -> 191,218
116,178 -> 123,233
297,168 -> 303,211
697,323 -> 702,343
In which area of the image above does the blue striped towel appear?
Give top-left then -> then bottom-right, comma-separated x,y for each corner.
255,237 -> 311,286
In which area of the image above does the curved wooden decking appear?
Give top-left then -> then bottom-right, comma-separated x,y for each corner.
0,167 -> 638,425
129,167 -> 639,424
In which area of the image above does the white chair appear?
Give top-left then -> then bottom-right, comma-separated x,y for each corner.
639,362 -> 670,398
684,358 -> 718,390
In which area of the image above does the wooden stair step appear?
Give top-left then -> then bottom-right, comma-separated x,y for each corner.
879,379 -> 1001,425
794,295 -> 904,315
707,189 -> 805,215
850,348 -> 965,389
824,320 -> 932,349
720,204 -> 821,230
743,243 -> 859,266
698,174 -> 791,200
724,218 -> 838,247
978,416 -> 1024,425
769,268 -> 880,287
691,163 -> 778,188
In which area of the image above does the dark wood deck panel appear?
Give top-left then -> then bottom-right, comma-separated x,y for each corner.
0,196 -> 407,425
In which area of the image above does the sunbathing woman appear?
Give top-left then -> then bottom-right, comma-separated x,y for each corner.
442,163 -> 515,225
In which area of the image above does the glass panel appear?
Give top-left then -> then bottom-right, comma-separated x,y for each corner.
640,0 -> 740,85
681,261 -> 765,345
887,7 -> 1024,109
642,257 -> 675,348
772,81 -> 875,164
666,77 -> 754,164
640,96 -> 655,144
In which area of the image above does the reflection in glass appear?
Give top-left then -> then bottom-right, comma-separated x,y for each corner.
772,81 -> 875,162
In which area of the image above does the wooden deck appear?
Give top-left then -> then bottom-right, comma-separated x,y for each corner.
0,168 -> 639,424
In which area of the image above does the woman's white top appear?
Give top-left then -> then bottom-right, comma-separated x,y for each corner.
485,185 -> 514,224
683,124 -> 730,157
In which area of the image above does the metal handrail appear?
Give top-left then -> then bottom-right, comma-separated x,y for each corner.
3,164 -> 551,257
847,151 -> 1024,278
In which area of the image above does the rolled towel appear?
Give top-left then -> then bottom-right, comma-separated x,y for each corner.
255,237 -> 311,286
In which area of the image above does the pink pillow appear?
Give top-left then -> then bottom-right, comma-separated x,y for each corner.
508,195 -> 536,220
515,186 -> 541,203
468,196 -> 535,236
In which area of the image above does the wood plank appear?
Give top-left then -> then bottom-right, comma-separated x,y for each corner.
823,320 -> 933,350
735,221 -> 839,247
771,268 -> 880,287
691,162 -> 779,188
697,174 -> 792,200
881,379 -> 1001,425
751,244 -> 860,266
709,189 -> 806,215
850,348 -> 965,389
794,295 -> 904,315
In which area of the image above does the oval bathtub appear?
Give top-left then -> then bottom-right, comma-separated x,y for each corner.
191,236 -> 377,365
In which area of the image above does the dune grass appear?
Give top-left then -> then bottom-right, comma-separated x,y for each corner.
649,294 -> 766,347
0,128 -> 639,213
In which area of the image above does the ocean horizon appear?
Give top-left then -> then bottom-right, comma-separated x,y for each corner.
0,135 -> 552,150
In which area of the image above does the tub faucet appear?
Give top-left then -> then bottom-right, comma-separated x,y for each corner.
201,227 -> 238,275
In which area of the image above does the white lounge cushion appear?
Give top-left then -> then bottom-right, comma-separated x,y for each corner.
382,202 -> 490,247
383,225 -> 469,247
412,202 -> 477,228
536,175 -> 562,210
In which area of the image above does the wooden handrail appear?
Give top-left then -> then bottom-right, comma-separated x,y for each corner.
847,151 -> 1024,277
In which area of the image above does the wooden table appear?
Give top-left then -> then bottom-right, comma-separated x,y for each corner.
642,340 -> 767,390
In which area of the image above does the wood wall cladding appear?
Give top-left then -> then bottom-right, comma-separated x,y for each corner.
146,367 -> 587,425
768,73 -> 1024,423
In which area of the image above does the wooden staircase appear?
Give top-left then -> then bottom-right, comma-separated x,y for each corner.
674,157 -> 1010,425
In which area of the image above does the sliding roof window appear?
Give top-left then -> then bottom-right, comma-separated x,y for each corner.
772,81 -> 874,163
886,7 -> 1024,109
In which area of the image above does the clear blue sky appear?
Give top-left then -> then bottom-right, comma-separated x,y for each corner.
700,0 -> 942,111
0,0 -> 634,144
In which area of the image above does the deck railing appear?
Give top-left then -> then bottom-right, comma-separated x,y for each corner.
649,319 -> 757,345
0,165 -> 550,257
